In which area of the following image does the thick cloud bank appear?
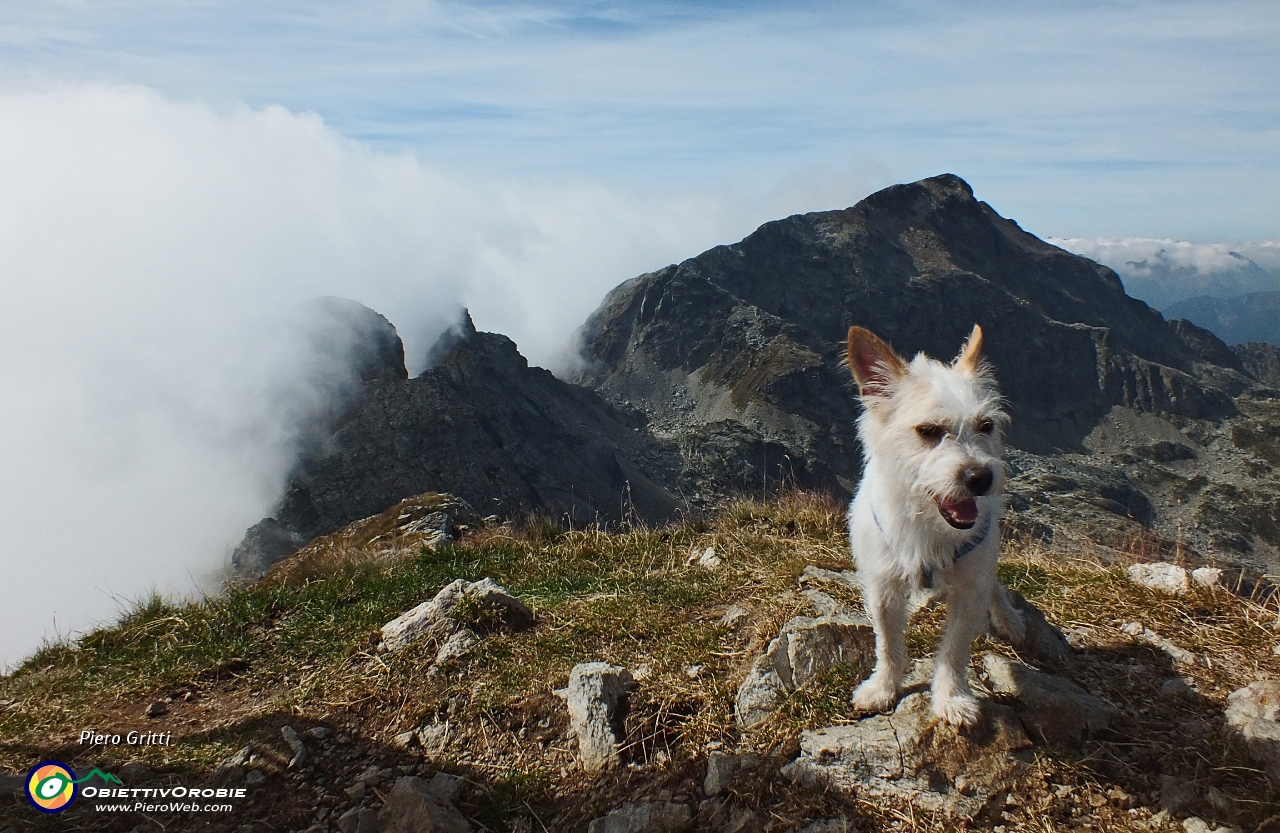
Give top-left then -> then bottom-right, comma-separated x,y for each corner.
0,84 -> 867,668
1050,237 -> 1280,309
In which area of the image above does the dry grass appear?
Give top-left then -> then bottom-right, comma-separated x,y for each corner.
2,491 -> 1279,832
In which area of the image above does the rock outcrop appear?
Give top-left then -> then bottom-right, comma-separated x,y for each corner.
784,691 -> 1034,819
564,662 -> 635,772
234,312 -> 684,574
379,577 -> 534,659
735,615 -> 874,728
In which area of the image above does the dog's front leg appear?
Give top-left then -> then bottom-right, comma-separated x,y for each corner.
852,574 -> 909,713
930,583 -> 990,727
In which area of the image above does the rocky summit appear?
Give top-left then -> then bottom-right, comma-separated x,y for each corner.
236,174 -> 1280,578
573,174 -> 1280,574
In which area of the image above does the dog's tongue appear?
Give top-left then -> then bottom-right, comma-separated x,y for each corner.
939,497 -> 979,529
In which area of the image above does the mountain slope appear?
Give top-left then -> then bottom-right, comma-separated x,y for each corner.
1165,290 -> 1280,346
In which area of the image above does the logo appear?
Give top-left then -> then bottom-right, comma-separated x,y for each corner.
25,762 -> 122,813
26,761 -> 77,813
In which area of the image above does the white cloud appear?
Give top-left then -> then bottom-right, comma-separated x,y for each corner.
1048,236 -> 1280,308
0,83 -> 873,668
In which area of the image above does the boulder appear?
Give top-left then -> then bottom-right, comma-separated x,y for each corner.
380,578 -> 533,653
783,692 -> 1033,819
736,615 -> 874,728
565,662 -> 634,772
587,802 -> 692,833
1225,680 -> 1280,779
1128,563 -> 1191,594
981,654 -> 1114,746
378,775 -> 472,833
337,807 -> 379,833
280,725 -> 307,768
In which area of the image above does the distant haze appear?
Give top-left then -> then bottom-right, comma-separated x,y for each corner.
0,84 -> 877,669
1049,238 -> 1280,310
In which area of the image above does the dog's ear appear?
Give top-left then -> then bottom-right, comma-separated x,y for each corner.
847,326 -> 906,397
952,324 -> 984,374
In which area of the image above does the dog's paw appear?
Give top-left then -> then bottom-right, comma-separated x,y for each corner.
932,692 -> 982,728
852,676 -> 900,713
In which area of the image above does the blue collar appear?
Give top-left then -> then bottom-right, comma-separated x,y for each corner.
871,505 -> 992,563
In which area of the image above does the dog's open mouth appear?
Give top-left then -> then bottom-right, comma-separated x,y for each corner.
937,497 -> 979,529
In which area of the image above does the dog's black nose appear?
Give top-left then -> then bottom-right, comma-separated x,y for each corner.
962,466 -> 994,496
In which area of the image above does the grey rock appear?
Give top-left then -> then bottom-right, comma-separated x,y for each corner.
802,588 -> 844,616
379,775 -> 473,833
1225,680 -> 1280,779
380,577 -> 533,653
461,577 -> 536,630
1121,622 -> 1206,667
214,746 -> 253,778
566,662 -> 634,772
982,654 -> 1113,746
686,545 -> 722,569
735,614 -> 873,728
1192,567 -> 1225,588
784,692 -> 1032,819
586,801 -> 693,833
305,726 -> 331,740
145,701 -> 168,718
281,725 -> 307,768
233,174 -> 1280,587
416,724 -> 450,755
721,807 -> 764,833
380,582 -> 461,651
392,731 -> 418,749
427,772 -> 464,803
338,807 -> 380,833
245,770 -> 267,785
433,628 -> 480,666
355,765 -> 395,785
1235,342 -> 1280,386
1128,563 -> 1191,594
703,751 -> 760,797
345,781 -> 367,801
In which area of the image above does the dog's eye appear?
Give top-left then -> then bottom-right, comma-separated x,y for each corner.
977,419 -> 995,434
915,424 -> 946,442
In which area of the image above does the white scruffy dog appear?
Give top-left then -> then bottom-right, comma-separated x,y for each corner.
845,324 -> 1024,727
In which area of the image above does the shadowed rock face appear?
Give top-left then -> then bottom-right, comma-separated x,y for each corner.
232,312 -> 682,574
573,174 -> 1246,469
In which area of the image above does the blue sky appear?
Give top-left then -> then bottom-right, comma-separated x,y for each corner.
2,0 -> 1277,240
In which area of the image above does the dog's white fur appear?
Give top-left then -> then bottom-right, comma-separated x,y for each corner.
846,324 -> 1025,727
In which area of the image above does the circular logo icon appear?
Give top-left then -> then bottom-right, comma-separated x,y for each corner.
26,761 -> 77,813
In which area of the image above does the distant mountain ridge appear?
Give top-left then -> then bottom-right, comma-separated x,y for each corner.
573,174 -> 1247,459
1164,291 -> 1280,346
